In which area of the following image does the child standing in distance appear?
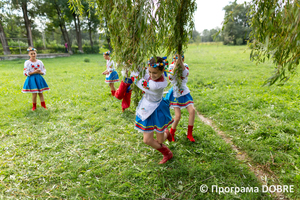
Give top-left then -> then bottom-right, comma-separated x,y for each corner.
135,57 -> 174,164
102,51 -> 119,96
165,54 -> 196,142
22,47 -> 50,111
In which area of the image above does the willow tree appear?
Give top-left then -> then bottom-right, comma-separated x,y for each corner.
69,0 -> 197,102
156,0 -> 197,87
249,0 -> 300,85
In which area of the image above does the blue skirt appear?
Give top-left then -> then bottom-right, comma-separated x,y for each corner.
165,87 -> 194,109
105,70 -> 119,83
22,74 -> 50,93
135,99 -> 174,133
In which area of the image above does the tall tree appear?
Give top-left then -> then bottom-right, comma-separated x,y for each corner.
249,0 -> 300,85
70,0 -> 114,52
82,2 -> 99,48
0,18 -> 11,55
222,0 -> 251,45
0,1 -> 11,55
72,12 -> 83,53
12,0 -> 33,46
40,0 -> 73,54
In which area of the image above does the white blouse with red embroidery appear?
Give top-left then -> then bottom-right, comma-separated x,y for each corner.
168,63 -> 191,97
135,72 -> 168,121
23,60 -> 46,77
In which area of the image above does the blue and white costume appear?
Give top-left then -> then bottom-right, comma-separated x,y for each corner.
135,71 -> 174,133
22,60 -> 50,93
165,63 -> 194,109
105,59 -> 119,83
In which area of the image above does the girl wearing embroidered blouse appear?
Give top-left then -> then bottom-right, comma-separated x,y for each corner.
102,51 -> 119,96
22,47 -> 50,111
135,57 -> 174,164
165,54 -> 196,142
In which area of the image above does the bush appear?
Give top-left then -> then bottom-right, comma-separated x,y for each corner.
84,57 -> 90,62
236,38 -> 243,45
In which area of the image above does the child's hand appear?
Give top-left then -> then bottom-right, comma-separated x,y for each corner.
34,69 -> 42,74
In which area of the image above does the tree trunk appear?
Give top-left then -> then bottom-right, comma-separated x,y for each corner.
73,14 -> 83,53
106,35 -> 113,53
55,3 -> 73,54
21,1 -> 33,47
0,21 -> 11,55
88,21 -> 93,48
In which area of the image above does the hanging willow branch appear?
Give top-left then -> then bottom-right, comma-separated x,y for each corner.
69,0 -> 197,104
249,0 -> 300,86
156,0 -> 197,90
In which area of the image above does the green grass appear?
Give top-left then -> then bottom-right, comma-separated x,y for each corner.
0,47 -> 296,199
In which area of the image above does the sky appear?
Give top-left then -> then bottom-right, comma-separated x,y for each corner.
194,0 -> 252,33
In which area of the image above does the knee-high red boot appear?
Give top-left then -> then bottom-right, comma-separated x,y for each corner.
32,103 -> 37,111
187,125 -> 195,142
41,101 -> 47,109
115,81 -> 127,100
170,128 -> 176,142
121,91 -> 132,111
157,144 -> 173,164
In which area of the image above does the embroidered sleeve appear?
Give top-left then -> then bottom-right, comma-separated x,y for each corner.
136,78 -> 156,95
23,61 -> 30,76
39,61 -> 46,75
182,64 -> 189,78
168,64 -> 175,81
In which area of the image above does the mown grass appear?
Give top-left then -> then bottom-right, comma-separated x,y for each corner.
0,46 -> 293,199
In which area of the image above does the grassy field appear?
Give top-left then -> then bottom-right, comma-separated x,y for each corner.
0,44 -> 298,199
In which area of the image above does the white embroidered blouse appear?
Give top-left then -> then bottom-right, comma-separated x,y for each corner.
135,72 -> 168,121
106,59 -> 115,77
23,60 -> 46,77
168,63 -> 190,97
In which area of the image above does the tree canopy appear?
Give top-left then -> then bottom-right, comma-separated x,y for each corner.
222,0 -> 251,45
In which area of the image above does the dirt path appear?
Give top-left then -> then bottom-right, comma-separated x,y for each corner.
196,111 -> 288,200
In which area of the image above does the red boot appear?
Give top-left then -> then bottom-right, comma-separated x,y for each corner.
32,103 -> 37,111
187,125 -> 195,142
111,90 -> 116,96
41,101 -> 47,109
121,91 -> 132,111
170,128 -> 176,142
157,144 -> 173,164
165,129 -> 172,142
115,81 -> 127,100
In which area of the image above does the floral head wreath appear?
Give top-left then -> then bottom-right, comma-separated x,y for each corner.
103,51 -> 110,55
27,47 -> 36,52
148,56 -> 168,68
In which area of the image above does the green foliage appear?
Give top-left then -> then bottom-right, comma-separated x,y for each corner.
236,38 -> 243,45
202,28 -> 222,43
83,57 -> 90,62
249,0 -> 300,85
156,0 -> 197,56
222,0 -> 251,45
69,0 -> 197,105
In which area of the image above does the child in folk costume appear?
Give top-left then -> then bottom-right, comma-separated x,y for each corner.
135,57 -> 174,164
102,51 -> 119,96
165,54 -> 196,142
22,47 -> 50,111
